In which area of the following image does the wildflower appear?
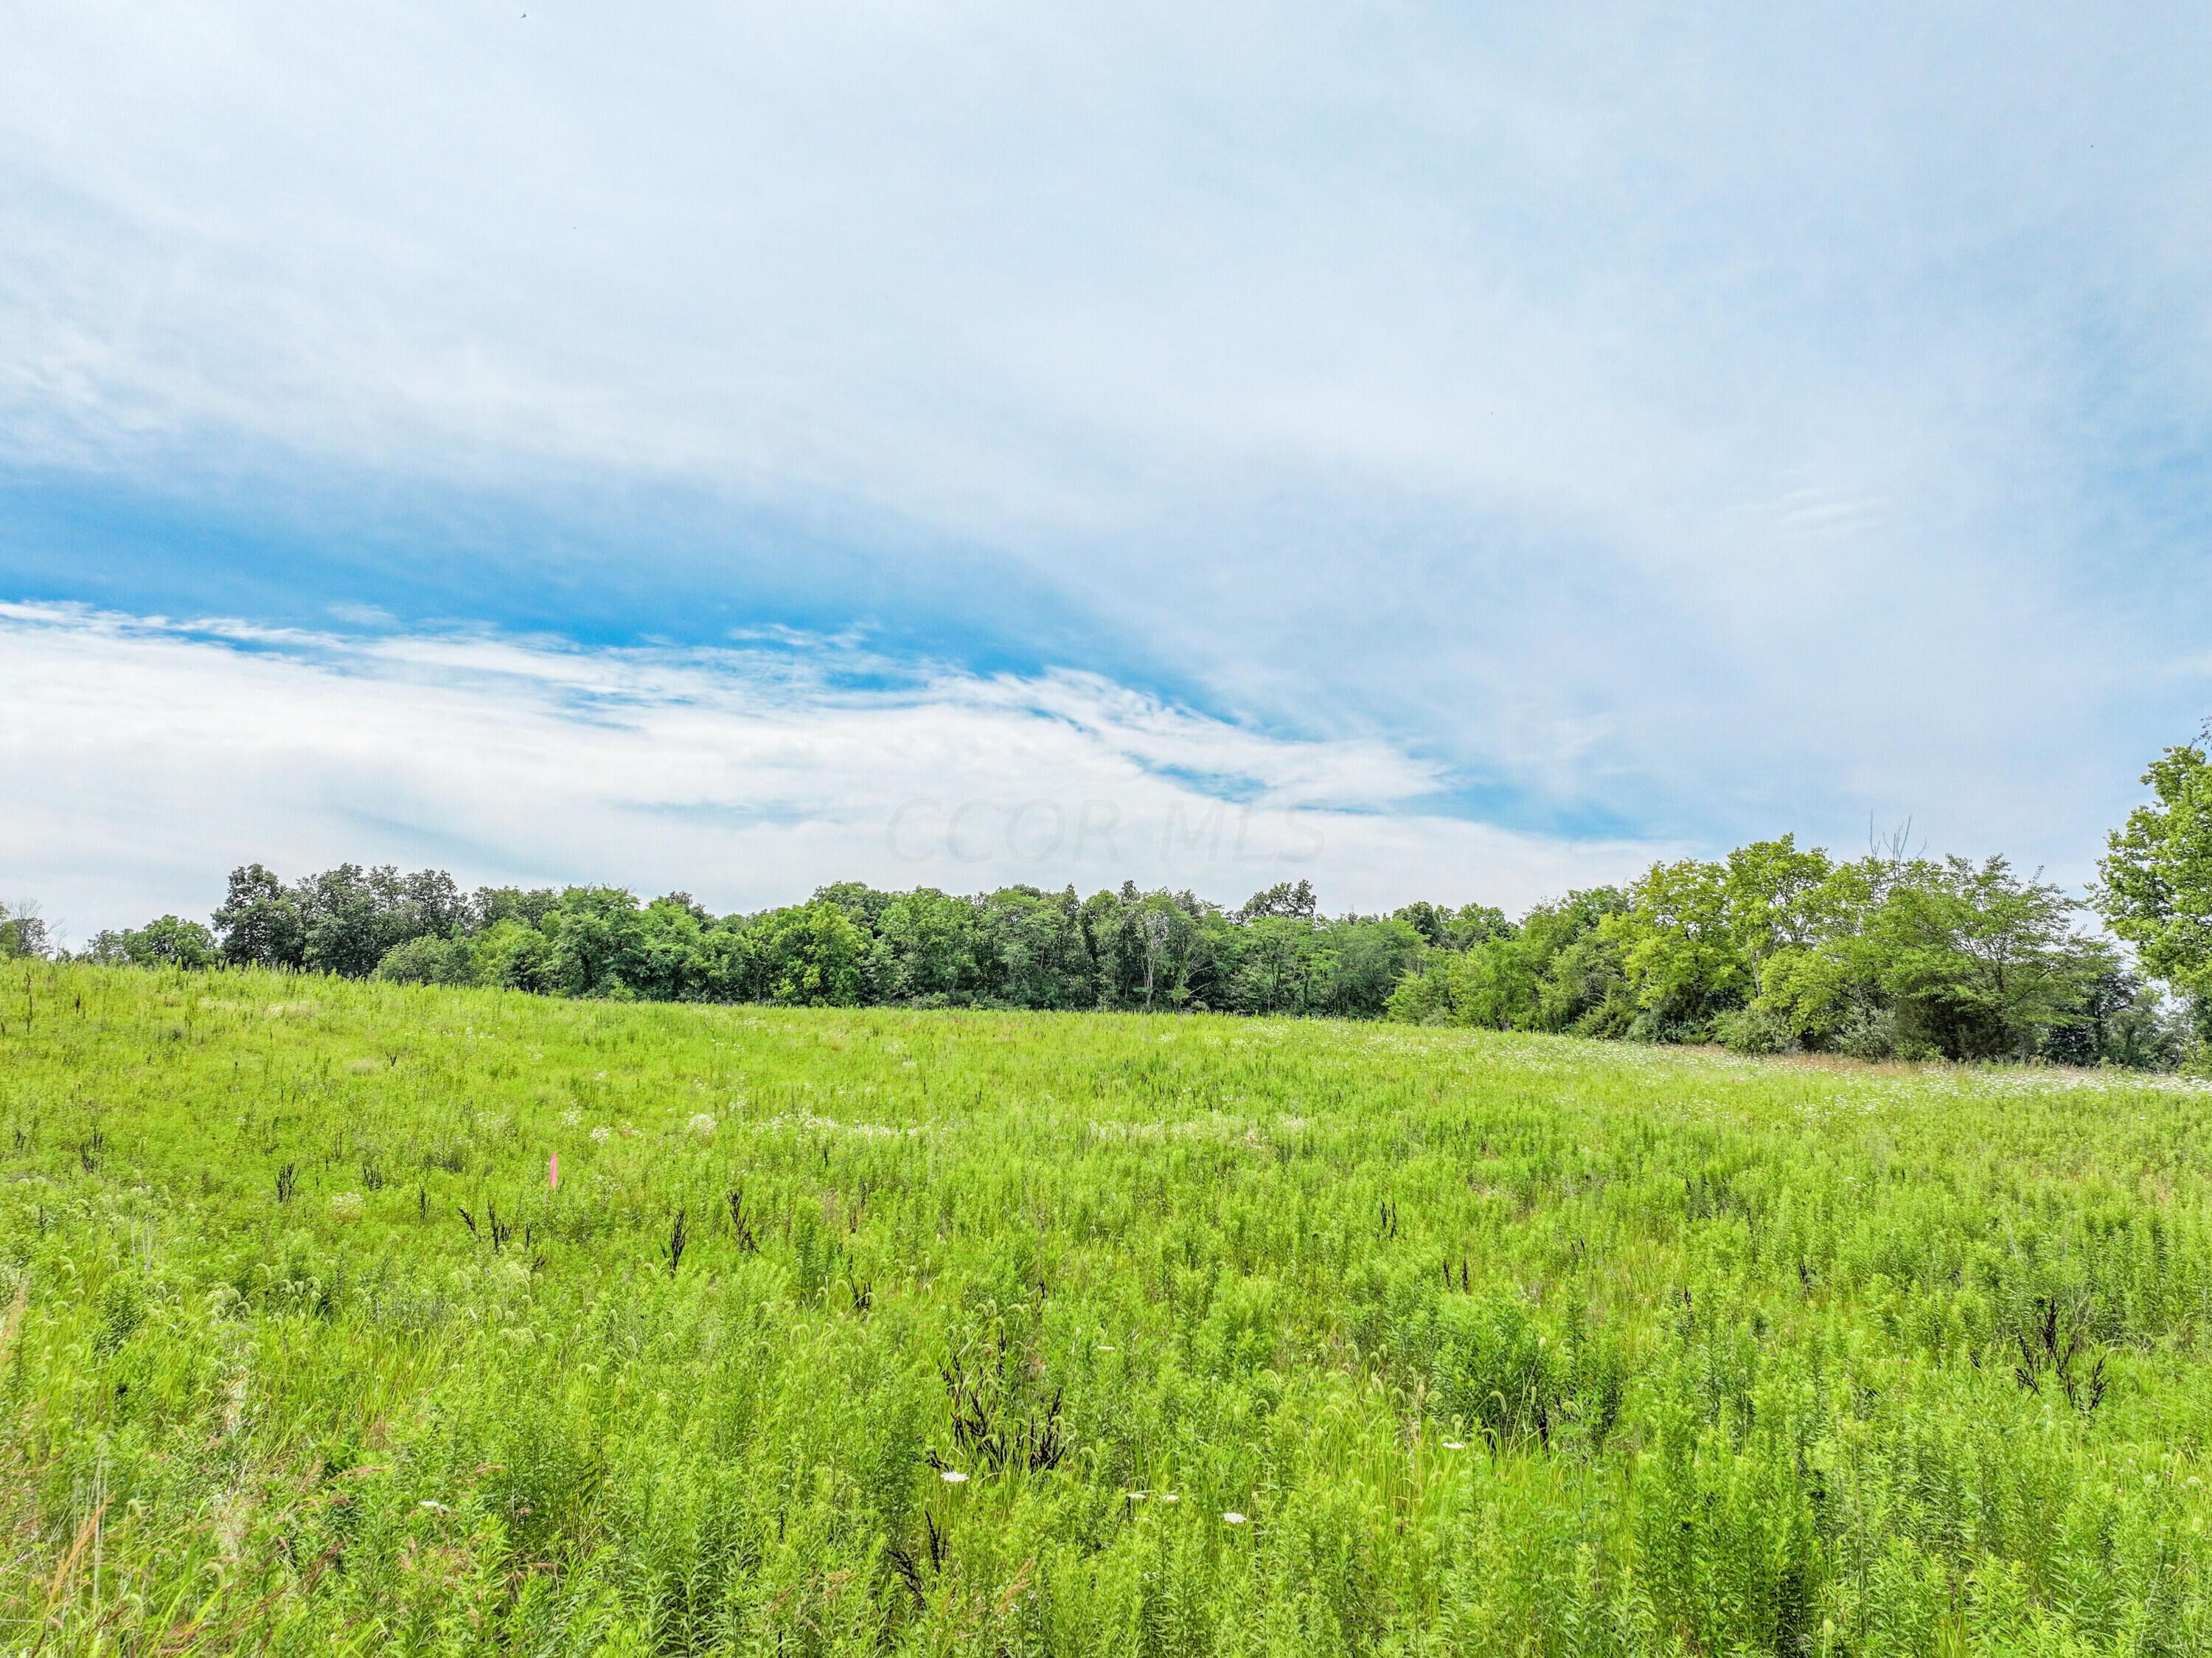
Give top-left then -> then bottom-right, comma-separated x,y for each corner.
1441,1440 -> 1467,1451
419,1499 -> 448,1514
939,1469 -> 968,1485
1158,1493 -> 1180,1503
1095,1344 -> 1116,1352
688,1113 -> 717,1137
590,1125 -> 611,1143
329,1193 -> 364,1221
561,1109 -> 581,1127
1127,1491 -> 1147,1501
1222,1510 -> 1247,1525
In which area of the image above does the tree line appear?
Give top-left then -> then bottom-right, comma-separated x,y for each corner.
15,724 -> 2212,1070
66,870 -> 1427,1021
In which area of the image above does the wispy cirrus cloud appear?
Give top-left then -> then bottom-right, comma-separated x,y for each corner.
2,3 -> 2209,909
0,603 -> 1672,938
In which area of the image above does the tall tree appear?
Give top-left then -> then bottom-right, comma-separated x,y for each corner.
876,888 -> 981,1003
1238,880 -> 1317,922
2097,730 -> 2212,1011
293,864 -> 422,977
86,916 -> 217,969
212,864 -> 305,968
752,902 -> 871,1006
1866,856 -> 2111,1061
0,900 -> 51,960
544,887 -> 649,998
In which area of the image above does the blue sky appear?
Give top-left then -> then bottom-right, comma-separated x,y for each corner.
4,4 -> 2211,938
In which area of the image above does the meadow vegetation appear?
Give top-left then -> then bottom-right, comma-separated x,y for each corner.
4,962 -> 2211,1653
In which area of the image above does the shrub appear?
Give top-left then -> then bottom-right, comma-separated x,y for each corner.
1834,1005 -> 1898,1061
1385,966 -> 1450,1024
375,934 -> 477,985
1713,1007 -> 1794,1056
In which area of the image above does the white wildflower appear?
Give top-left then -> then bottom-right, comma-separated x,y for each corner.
328,1193 -> 364,1221
939,1469 -> 968,1485
688,1112 -> 717,1137
590,1125 -> 611,1144
1222,1510 -> 1247,1525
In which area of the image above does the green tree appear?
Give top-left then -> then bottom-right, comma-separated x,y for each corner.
2096,733 -> 2212,1007
472,885 -> 561,930
629,894 -> 709,1001
978,886 -> 1096,1009
1609,858 -> 1743,1036
295,864 -> 457,978
1718,836 -> 1834,973
1868,856 -> 2112,1061
1442,903 -> 1513,950
2039,969 -> 2184,1070
1439,934 -> 1543,1029
544,887 -> 648,997
1753,857 -> 1891,1050
813,881 -> 894,932
296,864 -> 391,977
1129,894 -> 1205,1010
1610,839 -> 1834,1039
1528,890 -> 1633,1033
1387,892 -> 1625,1031
471,919 -> 562,994
689,918 -> 759,1003
86,916 -> 217,969
375,934 -> 477,986
212,864 -> 305,968
1752,853 -> 2116,1062
1326,918 -> 1425,1018
1238,880 -> 1317,921
1391,901 -> 1451,946
1078,887 -> 1225,1011
0,900 -> 51,960
752,902 -> 871,1005
876,888 -> 981,1003
1234,915 -> 1312,1013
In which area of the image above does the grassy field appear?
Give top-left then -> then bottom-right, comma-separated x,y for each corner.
3,965 -> 2211,1655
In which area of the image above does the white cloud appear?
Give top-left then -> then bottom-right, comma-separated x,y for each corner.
0,604 -> 1674,939
1,4 -> 2207,874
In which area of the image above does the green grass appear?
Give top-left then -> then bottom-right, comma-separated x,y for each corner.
3,962 -> 2211,1655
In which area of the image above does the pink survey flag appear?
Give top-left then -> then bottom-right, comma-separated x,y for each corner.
549,1152 -> 559,1190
